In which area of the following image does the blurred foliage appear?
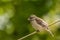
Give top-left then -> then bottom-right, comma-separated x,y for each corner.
0,0 -> 60,40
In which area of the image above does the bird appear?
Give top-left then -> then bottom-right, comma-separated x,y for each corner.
28,14 -> 54,37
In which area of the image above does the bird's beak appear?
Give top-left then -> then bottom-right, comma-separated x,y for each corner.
28,18 -> 30,21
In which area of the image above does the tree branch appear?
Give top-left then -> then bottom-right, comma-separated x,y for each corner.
18,31 -> 37,40
18,20 -> 60,40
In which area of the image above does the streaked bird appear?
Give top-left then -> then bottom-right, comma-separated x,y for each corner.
28,14 -> 54,37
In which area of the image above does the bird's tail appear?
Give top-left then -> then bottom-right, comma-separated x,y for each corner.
47,29 -> 54,37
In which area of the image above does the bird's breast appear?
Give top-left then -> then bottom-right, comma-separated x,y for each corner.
31,20 -> 43,31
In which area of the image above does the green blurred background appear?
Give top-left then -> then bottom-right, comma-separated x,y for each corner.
0,0 -> 60,40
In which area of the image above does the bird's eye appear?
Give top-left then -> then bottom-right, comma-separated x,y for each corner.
29,17 -> 34,19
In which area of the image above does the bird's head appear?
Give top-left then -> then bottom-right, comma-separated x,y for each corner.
28,14 -> 37,21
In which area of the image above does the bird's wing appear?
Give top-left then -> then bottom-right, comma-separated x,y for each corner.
35,18 -> 48,27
